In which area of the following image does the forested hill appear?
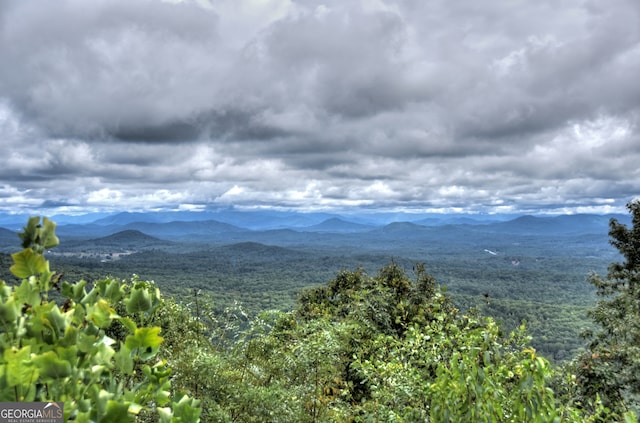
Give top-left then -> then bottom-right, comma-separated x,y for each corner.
0,209 -> 631,235
0,227 -> 16,249
1,209 -> 639,421
0,211 -> 627,364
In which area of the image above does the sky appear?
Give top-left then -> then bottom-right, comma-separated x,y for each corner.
1,0 -> 639,216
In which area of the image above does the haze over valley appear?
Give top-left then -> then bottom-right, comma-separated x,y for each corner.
1,209 -> 629,362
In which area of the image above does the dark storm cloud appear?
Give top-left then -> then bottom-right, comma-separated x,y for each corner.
0,0 -> 223,140
1,0 -> 640,213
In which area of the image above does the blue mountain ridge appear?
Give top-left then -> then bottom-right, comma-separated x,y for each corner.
0,211 -> 632,243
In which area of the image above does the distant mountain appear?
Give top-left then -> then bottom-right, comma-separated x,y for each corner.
412,217 -> 444,226
211,210 -> 339,230
0,227 -> 17,240
48,212 -> 113,225
378,221 -> 428,233
90,230 -> 175,249
92,211 -> 209,226
0,227 -> 19,251
443,216 -> 497,225
301,218 -> 373,233
90,210 -> 341,230
54,219 -> 249,242
414,216 -> 496,226
5,211 -> 631,248
57,230 -> 173,251
0,212 -> 115,228
487,214 -> 617,235
56,223 -> 118,239
121,220 -> 247,239
0,213 -> 33,229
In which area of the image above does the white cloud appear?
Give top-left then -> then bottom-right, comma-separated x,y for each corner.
1,0 -> 639,215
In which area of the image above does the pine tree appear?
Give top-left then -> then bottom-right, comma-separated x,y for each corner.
579,200 -> 640,414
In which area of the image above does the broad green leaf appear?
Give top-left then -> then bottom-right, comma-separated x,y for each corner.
87,299 -> 117,328
117,317 -> 137,333
10,249 -> 48,278
171,395 -> 202,422
44,305 -> 71,339
4,346 -> 37,386
93,340 -> 116,365
0,281 -> 12,300
152,380 -> 171,406
125,327 -> 163,359
101,400 -> 132,423
62,280 -> 87,301
125,287 -> 152,314
0,299 -> 19,329
56,345 -> 78,363
18,217 -> 41,249
80,285 -> 100,306
157,407 -> 172,423
95,389 -> 112,418
17,217 -> 59,251
14,278 -> 41,308
77,331 -> 100,353
99,278 -> 125,303
128,403 -> 143,415
147,360 -> 172,380
32,350 -> 72,379
624,411 -> 638,423
40,217 -> 59,249
115,344 -> 134,375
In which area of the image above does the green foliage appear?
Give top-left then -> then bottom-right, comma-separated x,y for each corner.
578,200 -> 640,414
6,212 -> 640,421
40,232 -> 608,362
170,263 -> 617,422
17,216 -> 60,253
0,217 -> 200,422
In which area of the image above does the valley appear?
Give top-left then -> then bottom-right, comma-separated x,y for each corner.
0,209 -> 628,362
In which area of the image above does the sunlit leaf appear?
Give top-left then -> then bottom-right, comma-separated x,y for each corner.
14,278 -> 41,308
40,217 -> 60,249
125,327 -> 163,360
125,287 -> 152,314
157,407 -> 172,423
102,400 -> 131,423
117,316 -> 137,333
93,340 -> 116,365
4,346 -> 37,386
171,395 -> 202,422
10,249 -> 47,278
99,278 -> 125,303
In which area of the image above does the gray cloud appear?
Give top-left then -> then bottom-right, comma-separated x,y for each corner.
1,0 -> 639,214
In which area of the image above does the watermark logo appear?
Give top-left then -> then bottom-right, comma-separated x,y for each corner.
0,402 -> 63,423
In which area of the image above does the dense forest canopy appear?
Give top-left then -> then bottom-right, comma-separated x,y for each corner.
0,211 -> 620,363
1,202 -> 640,421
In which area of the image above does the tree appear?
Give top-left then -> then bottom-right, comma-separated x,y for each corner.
215,263 -> 602,421
578,200 -> 640,415
0,217 -> 201,422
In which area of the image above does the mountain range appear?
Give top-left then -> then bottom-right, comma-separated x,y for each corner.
0,210 -> 630,256
0,209 -> 629,364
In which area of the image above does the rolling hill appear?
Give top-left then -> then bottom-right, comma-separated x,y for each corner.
301,217 -> 373,233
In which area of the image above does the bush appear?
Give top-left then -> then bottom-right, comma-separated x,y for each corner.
0,217 -> 200,422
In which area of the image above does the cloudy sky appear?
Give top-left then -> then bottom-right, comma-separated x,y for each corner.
1,0 -> 639,216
